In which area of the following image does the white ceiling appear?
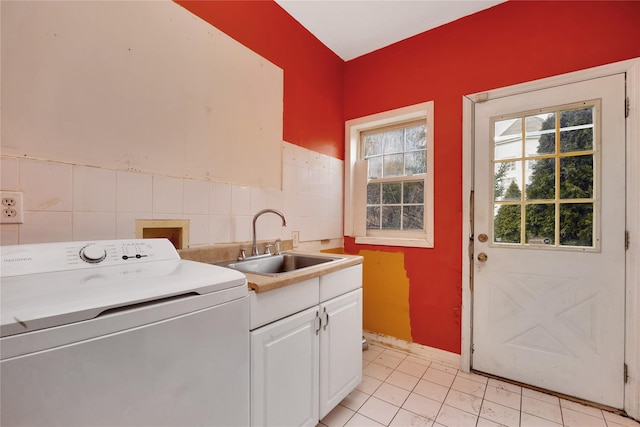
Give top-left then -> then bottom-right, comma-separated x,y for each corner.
275,0 -> 506,61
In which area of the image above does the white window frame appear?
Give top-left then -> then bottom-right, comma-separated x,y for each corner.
344,101 -> 434,248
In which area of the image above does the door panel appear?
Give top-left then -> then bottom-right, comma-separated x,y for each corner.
472,74 -> 626,407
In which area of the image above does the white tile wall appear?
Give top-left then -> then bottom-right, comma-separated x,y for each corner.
184,214 -> 209,246
183,179 -> 209,215
153,175 -> 183,215
250,187 -> 269,214
73,212 -> 116,241
116,212 -> 147,239
210,182 -> 231,215
116,171 -> 153,213
1,224 -> 20,245
210,214 -> 232,243
21,211 -> 72,243
231,185 -> 251,216
283,163 -> 309,192
0,142 -> 344,247
1,157 -> 19,190
73,166 -> 116,212
266,189 -> 284,212
232,215 -> 252,242
20,159 -> 72,211
283,141 -> 309,168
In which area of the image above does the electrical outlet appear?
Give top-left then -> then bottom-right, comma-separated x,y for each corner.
1,192 -> 24,224
292,231 -> 299,248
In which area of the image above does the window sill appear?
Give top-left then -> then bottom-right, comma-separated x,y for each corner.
354,236 -> 434,248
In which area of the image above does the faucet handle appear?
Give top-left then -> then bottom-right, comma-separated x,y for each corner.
237,248 -> 247,261
265,239 -> 282,255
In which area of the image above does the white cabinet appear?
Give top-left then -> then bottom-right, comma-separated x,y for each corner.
251,306 -> 320,427
250,264 -> 363,427
319,289 -> 363,418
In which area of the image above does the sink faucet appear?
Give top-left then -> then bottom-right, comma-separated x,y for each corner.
252,209 -> 287,256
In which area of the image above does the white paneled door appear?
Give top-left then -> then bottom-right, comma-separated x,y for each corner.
472,74 -> 626,408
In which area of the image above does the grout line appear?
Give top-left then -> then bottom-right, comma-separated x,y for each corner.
520,387 -> 524,427
476,373 -> 489,427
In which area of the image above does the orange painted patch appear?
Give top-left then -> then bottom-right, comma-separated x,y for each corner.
358,250 -> 411,343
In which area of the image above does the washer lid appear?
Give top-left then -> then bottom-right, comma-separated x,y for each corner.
1,240 -> 247,337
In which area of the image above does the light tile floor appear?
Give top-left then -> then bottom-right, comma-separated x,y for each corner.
319,343 -> 640,427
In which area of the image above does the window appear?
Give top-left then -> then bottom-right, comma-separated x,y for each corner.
345,102 -> 434,248
363,121 -> 426,231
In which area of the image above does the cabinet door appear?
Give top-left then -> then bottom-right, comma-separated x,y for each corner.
319,289 -> 363,418
251,306 -> 320,427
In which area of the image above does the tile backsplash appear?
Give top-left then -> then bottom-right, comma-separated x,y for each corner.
0,142 -> 344,247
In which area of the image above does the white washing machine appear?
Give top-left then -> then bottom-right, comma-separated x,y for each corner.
0,239 -> 249,427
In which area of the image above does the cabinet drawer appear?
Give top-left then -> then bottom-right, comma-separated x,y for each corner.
320,265 -> 362,302
249,278 -> 319,330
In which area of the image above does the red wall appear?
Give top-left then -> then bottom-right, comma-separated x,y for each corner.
174,0 -> 345,159
176,0 -> 640,354
344,0 -> 640,353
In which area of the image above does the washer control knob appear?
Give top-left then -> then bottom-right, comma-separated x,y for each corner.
80,244 -> 107,264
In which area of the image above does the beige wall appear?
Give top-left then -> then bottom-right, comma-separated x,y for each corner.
1,0 -> 281,189
0,1 -> 343,248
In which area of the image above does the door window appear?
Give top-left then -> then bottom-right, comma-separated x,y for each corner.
491,100 -> 599,249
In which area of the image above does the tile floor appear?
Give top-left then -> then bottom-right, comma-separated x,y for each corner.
318,342 -> 640,427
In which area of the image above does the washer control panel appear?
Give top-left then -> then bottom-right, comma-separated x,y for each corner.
1,239 -> 179,277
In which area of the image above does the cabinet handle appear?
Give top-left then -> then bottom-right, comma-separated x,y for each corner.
322,307 -> 329,331
314,311 -> 321,335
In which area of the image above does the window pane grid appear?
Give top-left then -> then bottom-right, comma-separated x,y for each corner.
363,121 -> 426,179
492,101 -> 598,249
362,119 -> 427,233
366,181 -> 424,231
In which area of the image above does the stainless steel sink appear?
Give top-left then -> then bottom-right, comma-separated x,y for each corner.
225,253 -> 340,277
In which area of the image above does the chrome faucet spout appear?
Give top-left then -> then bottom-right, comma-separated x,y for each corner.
252,209 -> 287,256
